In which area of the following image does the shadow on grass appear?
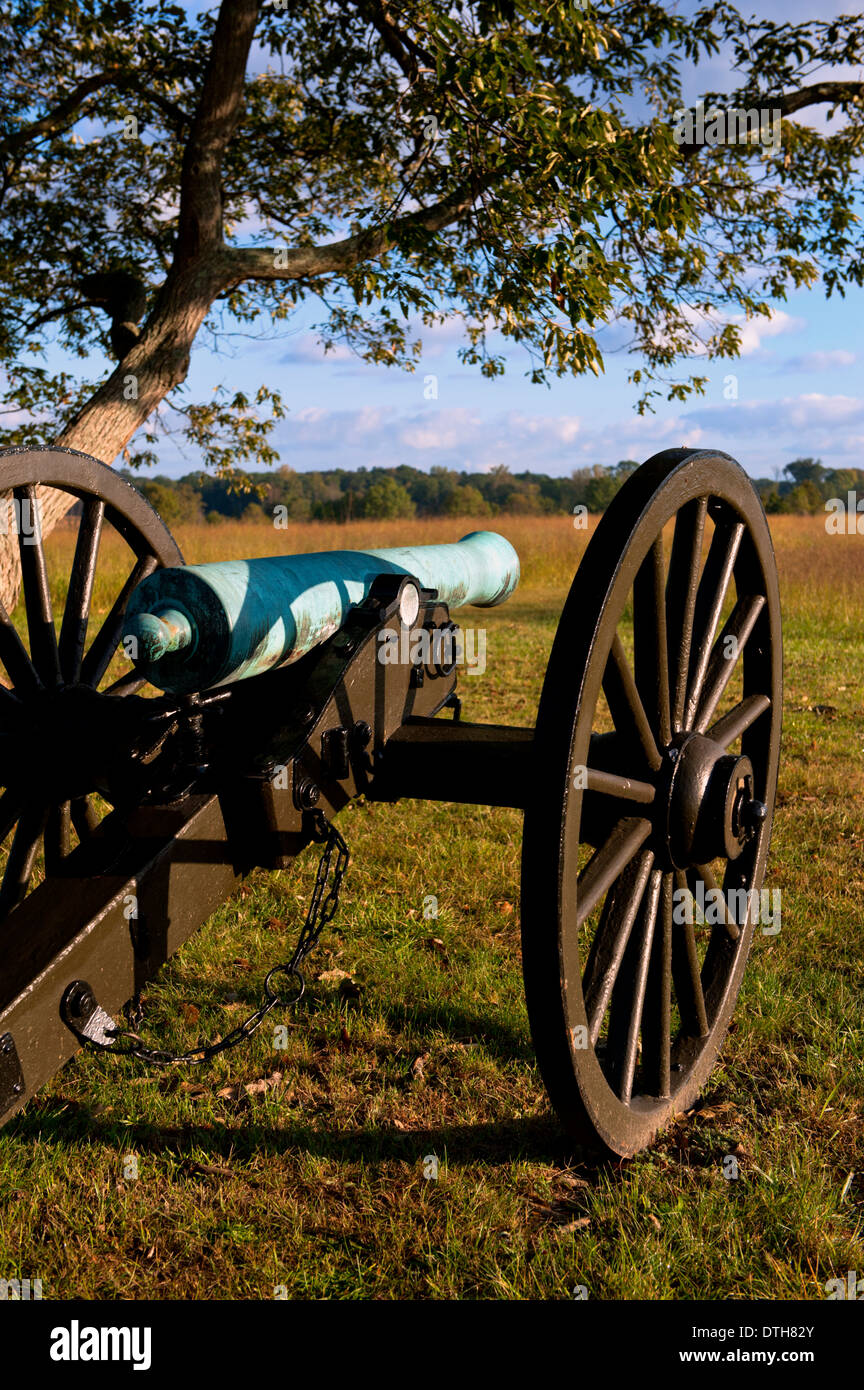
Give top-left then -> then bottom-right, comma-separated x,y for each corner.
7,1102 -> 611,1175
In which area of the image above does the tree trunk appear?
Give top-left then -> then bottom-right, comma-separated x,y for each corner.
0,255 -> 227,612
0,486 -> 80,612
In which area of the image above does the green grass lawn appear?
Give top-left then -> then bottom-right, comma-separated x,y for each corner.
0,514 -> 861,1299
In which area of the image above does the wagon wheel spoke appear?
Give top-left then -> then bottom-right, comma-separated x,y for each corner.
584,768 -> 655,805
634,537 -> 671,747
606,867 -> 663,1104
103,672 -> 147,698
576,815 -> 653,926
602,635 -> 662,773
0,788 -> 24,845
684,518 -> 745,727
708,692 -> 771,750
0,803 -> 47,919
0,596 -> 42,694
641,872 -> 673,1097
70,796 -> 100,840
80,554 -> 158,689
694,594 -> 766,733
583,850 -> 654,1045
14,485 -> 61,688
691,861 -> 739,941
44,801 -> 72,875
58,497 -> 105,684
666,497 -> 708,734
671,870 -> 709,1038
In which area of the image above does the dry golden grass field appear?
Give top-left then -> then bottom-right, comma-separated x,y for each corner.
0,511 -> 861,1300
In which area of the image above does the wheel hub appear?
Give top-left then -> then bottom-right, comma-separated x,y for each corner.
1,684 -> 162,803
661,733 -> 765,868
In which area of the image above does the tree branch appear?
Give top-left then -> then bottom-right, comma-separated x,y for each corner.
175,0 -> 261,266
773,80 -> 864,117
352,0 -> 421,83
221,182 -> 481,287
0,72 -> 119,156
0,71 -> 192,159
678,79 -> 864,156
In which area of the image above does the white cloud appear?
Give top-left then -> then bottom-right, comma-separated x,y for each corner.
781,349 -> 857,372
686,393 -> 864,433
672,305 -> 806,358
270,392 -> 864,478
280,335 -> 357,364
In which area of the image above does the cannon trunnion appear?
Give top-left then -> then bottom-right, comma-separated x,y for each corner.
0,445 -> 782,1157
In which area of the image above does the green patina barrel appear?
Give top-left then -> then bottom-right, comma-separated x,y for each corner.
122,530 -> 519,694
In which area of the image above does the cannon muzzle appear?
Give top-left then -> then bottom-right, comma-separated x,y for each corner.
123,530 -> 519,693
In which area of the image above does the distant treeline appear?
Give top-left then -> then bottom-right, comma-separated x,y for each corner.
117,458 -> 863,526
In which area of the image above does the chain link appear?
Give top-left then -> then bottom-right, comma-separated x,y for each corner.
67,811 -> 349,1066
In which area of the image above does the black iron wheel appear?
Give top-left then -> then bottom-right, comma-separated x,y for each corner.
521,449 -> 782,1156
0,447 -> 183,921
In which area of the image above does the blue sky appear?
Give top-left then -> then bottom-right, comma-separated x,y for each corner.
30,1 -> 864,481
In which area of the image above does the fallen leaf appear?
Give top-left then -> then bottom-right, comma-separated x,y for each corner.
178,1081 -> 207,1097
216,1082 -> 245,1103
180,1003 -> 200,1025
693,1101 -> 736,1122
647,1214 -> 662,1233
318,968 -> 350,986
530,1196 -> 588,1227
555,1217 -> 590,1235
424,936 -> 447,955
496,900 -> 514,915
187,1160 -> 234,1180
244,1071 -> 284,1097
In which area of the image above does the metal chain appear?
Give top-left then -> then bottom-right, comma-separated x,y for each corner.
68,811 -> 349,1066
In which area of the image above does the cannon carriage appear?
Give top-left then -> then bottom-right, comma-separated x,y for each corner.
0,444 -> 781,1156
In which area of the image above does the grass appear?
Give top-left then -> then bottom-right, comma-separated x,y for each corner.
0,512 -> 862,1300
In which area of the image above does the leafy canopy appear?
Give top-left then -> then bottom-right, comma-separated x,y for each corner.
1,0 -> 862,481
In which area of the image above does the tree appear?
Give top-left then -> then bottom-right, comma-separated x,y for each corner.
442,483 -> 490,516
785,479 -> 824,514
138,478 -> 203,526
585,468 -> 624,513
3,1 -> 864,603
783,458 -> 826,487
363,476 -> 416,519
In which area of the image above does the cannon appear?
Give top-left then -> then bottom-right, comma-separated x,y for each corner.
0,444 -> 781,1156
